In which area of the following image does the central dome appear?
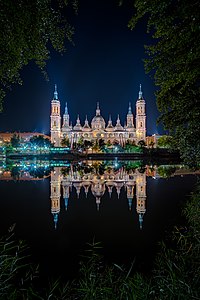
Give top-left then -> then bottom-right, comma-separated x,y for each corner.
91,103 -> 105,130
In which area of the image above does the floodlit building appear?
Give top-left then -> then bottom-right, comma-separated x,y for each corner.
50,84 -> 146,147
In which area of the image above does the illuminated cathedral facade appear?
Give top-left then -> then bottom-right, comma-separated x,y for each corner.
50,85 -> 146,146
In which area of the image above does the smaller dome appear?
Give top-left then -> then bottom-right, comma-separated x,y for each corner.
91,103 -> 105,130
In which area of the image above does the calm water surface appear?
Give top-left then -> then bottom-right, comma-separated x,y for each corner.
0,159 -> 199,279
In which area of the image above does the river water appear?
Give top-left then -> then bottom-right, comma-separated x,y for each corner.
0,159 -> 199,280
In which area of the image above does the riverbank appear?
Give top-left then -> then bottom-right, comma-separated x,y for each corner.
5,148 -> 180,163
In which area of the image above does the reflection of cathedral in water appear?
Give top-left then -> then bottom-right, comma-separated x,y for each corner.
50,164 -> 147,230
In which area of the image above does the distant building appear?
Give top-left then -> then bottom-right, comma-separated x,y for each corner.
50,84 -> 146,147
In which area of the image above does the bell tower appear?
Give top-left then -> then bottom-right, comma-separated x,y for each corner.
63,102 -> 70,128
50,167 -> 61,229
136,84 -> 146,142
50,84 -> 61,146
136,171 -> 146,229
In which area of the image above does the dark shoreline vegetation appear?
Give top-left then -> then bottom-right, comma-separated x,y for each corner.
5,147 -> 181,160
0,181 -> 199,299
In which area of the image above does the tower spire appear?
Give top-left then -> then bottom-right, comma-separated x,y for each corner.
139,84 -> 143,99
128,102 -> 132,114
84,115 -> 90,128
54,84 -> 58,100
65,102 -> 68,114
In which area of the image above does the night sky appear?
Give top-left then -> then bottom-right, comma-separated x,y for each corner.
0,0 -> 163,135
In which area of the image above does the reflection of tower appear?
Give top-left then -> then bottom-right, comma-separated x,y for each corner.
91,176 -> 106,210
136,84 -> 146,142
126,182 -> 135,210
136,172 -> 146,229
62,182 -> 70,210
50,167 -> 61,229
50,84 -> 61,146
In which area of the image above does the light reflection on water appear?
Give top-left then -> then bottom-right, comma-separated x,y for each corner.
0,159 -> 199,278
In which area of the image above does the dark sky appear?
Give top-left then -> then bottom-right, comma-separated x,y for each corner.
0,0 -> 163,135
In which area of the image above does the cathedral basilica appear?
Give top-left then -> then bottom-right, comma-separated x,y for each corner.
50,85 -> 146,147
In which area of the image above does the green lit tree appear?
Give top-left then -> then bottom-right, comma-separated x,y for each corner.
76,136 -> 84,150
157,135 -> 173,149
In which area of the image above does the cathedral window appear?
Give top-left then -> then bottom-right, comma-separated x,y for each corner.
140,122 -> 143,127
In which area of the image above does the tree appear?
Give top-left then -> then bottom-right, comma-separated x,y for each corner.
106,140 -> 112,147
83,140 -> 93,153
30,135 -> 51,147
76,137 -> 84,150
61,137 -> 70,147
157,166 -> 176,178
98,138 -> 105,150
0,0 -> 77,110
92,140 -> 100,153
10,133 -> 20,148
138,140 -> 146,148
128,0 -> 200,166
157,135 -> 173,149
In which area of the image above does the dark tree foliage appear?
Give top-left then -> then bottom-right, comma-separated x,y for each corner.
61,136 -> 70,147
128,0 -> 200,166
0,0 -> 78,110
10,133 -> 20,148
29,135 -> 52,147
